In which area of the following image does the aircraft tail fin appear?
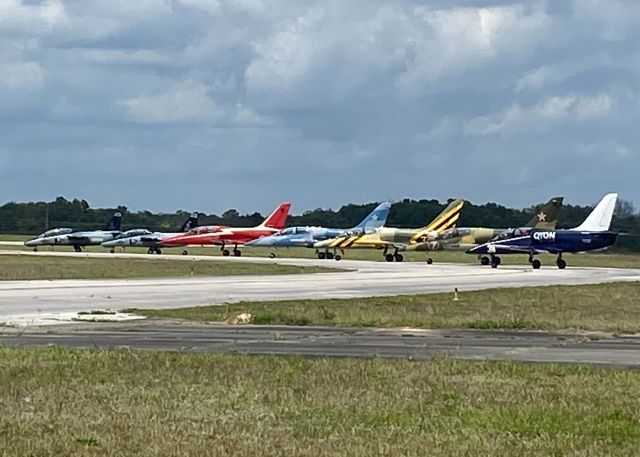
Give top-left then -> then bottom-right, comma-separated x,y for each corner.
179,213 -> 200,232
526,196 -> 564,229
260,203 -> 291,229
571,193 -> 618,232
410,199 -> 465,243
352,202 -> 391,233
105,212 -> 122,231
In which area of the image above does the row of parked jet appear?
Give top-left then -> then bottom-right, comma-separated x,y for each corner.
24,193 -> 619,269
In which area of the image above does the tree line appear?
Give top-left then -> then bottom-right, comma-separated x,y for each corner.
1,196 -> 638,251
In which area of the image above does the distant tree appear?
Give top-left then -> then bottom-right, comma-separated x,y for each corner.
615,199 -> 636,217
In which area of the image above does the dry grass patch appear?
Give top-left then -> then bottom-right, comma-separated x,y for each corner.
131,282 -> 640,333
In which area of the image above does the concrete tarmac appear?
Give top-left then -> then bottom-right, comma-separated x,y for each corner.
2,322 -> 640,367
1,250 -> 639,325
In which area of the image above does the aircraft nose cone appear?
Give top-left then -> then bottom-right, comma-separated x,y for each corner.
24,239 -> 39,247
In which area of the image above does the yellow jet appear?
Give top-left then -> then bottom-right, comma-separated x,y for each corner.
314,199 -> 465,262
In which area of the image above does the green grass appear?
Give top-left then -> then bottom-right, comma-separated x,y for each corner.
130,282 -> 640,333
4,242 -> 640,268
1,348 -> 639,456
0,255 -> 335,280
0,234 -> 31,242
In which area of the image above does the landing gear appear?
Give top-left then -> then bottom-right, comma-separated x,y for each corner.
222,249 -> 230,257
233,249 -> 242,257
556,253 -> 566,269
385,249 -> 404,262
480,256 -> 490,266
490,255 -> 501,269
317,251 -> 326,260
528,253 -> 541,270
33,247 -> 38,252
156,249 -> 162,255
147,248 -> 154,255
268,252 -> 276,259
181,250 -> 187,256
110,248 -> 115,254
326,251 -> 334,260
426,258 -> 433,265
334,254 -> 342,261
73,245 -> 82,253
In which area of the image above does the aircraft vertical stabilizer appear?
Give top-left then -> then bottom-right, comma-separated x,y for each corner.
180,213 -> 200,232
352,202 -> 391,233
571,193 -> 618,232
260,203 -> 291,229
526,197 -> 563,229
105,212 -> 123,231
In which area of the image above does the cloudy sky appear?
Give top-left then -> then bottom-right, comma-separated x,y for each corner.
0,0 -> 638,214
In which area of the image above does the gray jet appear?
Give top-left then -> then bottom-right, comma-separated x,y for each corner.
25,213 -> 123,252
101,213 -> 199,255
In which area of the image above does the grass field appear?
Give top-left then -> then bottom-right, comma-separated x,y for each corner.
1,348 -> 639,456
4,239 -> 640,268
131,281 -> 640,333
0,255 -> 333,280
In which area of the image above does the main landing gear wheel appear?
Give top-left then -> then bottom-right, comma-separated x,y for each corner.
426,258 -> 433,265
268,252 -> 276,259
147,248 -> 154,255
73,246 -> 82,253
334,254 -> 342,261
233,250 -> 242,257
33,247 -> 38,252
222,249 -> 230,257
532,259 -> 542,270
480,256 -> 490,266
110,248 -> 115,254
326,252 -> 334,260
490,255 -> 501,269
394,254 -> 404,262
555,253 -> 566,269
385,253 -> 394,262
317,252 -> 326,260
181,250 -> 188,255
156,249 -> 163,255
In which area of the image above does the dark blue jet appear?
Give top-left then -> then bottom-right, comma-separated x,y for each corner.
246,202 -> 391,259
467,193 -> 618,269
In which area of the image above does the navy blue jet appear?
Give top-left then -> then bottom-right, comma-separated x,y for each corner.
467,193 -> 618,269
245,202 -> 391,259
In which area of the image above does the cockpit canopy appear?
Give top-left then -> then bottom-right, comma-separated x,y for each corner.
185,225 -> 226,236
493,227 -> 531,241
39,228 -> 73,238
121,229 -> 152,238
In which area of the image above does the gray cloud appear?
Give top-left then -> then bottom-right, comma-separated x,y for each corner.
1,0 -> 638,214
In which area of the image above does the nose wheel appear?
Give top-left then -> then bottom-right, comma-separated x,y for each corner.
490,255 -> 501,268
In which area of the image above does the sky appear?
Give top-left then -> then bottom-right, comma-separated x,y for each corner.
0,0 -> 638,214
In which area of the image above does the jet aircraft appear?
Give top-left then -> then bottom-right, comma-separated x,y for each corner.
430,196 -> 564,264
101,213 -> 200,254
245,202 -> 391,259
314,199 -> 465,262
24,213 -> 123,252
161,203 -> 291,256
467,193 -> 618,269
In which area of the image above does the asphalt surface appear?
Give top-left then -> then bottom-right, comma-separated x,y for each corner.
1,250 -> 640,325
2,322 -> 640,367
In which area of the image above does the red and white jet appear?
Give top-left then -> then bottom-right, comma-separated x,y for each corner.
161,202 -> 291,256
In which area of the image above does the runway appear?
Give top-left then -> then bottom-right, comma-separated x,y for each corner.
1,250 -> 640,325
2,322 -> 639,367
